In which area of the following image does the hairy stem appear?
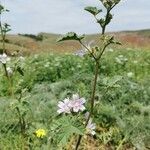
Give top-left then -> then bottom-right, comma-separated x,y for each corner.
79,40 -> 96,61
102,9 -> 110,35
75,61 -> 99,150
16,107 -> 26,137
90,61 -> 99,115
102,4 -> 117,35
3,63 -> 8,78
75,2 -> 119,150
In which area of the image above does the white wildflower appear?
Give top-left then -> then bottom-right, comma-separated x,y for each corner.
133,60 -> 138,64
6,67 -> 13,76
115,57 -> 122,64
127,72 -> 134,78
115,55 -> 128,65
44,62 -> 50,68
19,56 -> 25,61
0,53 -> 10,64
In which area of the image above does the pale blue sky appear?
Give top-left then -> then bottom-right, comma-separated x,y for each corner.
1,0 -> 150,34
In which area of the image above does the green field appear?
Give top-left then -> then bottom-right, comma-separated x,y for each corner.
0,47 -> 150,149
0,0 -> 150,148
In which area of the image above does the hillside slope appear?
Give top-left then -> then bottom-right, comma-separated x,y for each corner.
0,29 -> 150,55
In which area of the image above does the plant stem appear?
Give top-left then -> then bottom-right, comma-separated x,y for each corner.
75,61 -> 99,150
0,14 -> 6,53
0,11 -> 14,97
79,40 -> 96,61
116,136 -> 126,150
75,135 -> 82,150
102,9 -> 110,35
3,63 -> 8,78
102,4 -> 116,35
75,3 -> 118,150
90,61 -> 99,115
16,107 -> 26,137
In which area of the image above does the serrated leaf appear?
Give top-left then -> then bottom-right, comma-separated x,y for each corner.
57,32 -> 84,42
108,75 -> 123,87
85,6 -> 102,16
102,75 -> 123,87
54,116 -> 84,146
100,0 -> 114,9
59,124 -> 84,145
97,18 -> 105,27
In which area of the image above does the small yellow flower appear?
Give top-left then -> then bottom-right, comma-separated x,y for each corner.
35,129 -> 46,138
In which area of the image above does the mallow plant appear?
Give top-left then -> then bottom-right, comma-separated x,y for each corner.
0,5 -> 12,91
56,0 -> 121,149
0,4 -> 31,147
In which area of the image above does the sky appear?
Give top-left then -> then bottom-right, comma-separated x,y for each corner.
1,0 -> 150,34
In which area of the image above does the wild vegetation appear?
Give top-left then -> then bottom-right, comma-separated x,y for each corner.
0,1 -> 150,150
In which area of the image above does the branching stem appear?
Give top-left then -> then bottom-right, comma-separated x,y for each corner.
74,3 -> 118,150
79,40 -> 97,61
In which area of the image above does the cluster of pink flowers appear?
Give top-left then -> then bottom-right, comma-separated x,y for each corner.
57,94 -> 96,136
57,94 -> 86,114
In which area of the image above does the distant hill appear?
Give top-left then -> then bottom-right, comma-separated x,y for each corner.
0,29 -> 150,55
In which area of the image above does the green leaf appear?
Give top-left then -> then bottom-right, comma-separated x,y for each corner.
108,36 -> 121,45
114,0 -> 121,5
59,125 -> 83,145
97,14 -> 113,28
100,0 -> 113,9
17,66 -> 24,76
22,100 -> 30,107
100,0 -> 121,9
84,6 -> 102,16
105,13 -> 113,25
0,5 -> 4,12
102,76 -> 123,88
109,75 -> 122,85
97,18 -> 105,27
0,5 -> 9,14
53,116 -> 84,146
57,32 -> 84,42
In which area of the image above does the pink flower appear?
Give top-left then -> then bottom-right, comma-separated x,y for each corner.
69,94 -> 86,112
86,119 -> 96,135
57,98 -> 71,114
57,94 -> 86,114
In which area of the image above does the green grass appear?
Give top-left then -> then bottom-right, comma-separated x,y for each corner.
0,48 -> 150,149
